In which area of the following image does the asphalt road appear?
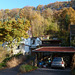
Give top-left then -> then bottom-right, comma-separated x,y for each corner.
0,68 -> 72,75
20,68 -> 72,75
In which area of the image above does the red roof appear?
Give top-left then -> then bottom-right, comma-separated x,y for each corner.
33,47 -> 75,53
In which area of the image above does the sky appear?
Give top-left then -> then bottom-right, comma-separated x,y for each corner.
0,0 -> 69,10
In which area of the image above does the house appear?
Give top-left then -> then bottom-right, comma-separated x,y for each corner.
2,37 -> 42,55
42,40 -> 61,46
17,37 -> 42,54
39,35 -> 50,40
30,37 -> 42,48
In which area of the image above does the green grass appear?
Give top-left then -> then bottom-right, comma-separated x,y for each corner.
19,64 -> 38,73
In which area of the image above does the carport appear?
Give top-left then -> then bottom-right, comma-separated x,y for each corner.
32,47 -> 75,67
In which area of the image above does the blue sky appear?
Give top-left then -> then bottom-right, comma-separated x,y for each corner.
0,0 -> 69,10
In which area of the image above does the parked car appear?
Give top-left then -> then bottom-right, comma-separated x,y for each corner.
51,57 -> 65,69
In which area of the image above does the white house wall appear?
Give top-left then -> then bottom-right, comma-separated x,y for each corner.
3,37 -> 42,55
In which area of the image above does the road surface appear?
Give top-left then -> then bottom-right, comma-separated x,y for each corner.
0,68 -> 72,75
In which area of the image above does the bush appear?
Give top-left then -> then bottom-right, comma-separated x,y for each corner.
6,56 -> 24,68
2,53 -> 25,68
0,47 -> 9,63
0,49 -> 25,69
3,57 -> 12,63
0,62 -> 6,69
19,64 -> 38,73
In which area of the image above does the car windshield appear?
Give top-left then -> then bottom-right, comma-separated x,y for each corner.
53,57 -> 62,61
53,59 -> 62,61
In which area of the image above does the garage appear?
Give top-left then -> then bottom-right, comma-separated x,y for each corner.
32,47 -> 75,68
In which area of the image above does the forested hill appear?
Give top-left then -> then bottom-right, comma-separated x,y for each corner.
0,1 -> 72,20
35,1 -> 71,11
0,1 -> 75,46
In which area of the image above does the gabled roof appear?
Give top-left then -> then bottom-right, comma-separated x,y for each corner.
32,47 -> 75,53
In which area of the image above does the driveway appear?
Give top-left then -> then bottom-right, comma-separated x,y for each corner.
0,68 -> 72,75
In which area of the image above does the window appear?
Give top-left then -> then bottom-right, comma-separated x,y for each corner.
32,40 -> 35,44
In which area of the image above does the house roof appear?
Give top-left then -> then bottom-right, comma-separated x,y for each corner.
32,47 -> 75,53
42,40 -> 61,42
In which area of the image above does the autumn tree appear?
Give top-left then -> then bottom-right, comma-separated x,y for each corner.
53,7 -> 75,46
0,11 -> 3,20
20,7 -> 46,37
8,9 -> 20,18
41,8 -> 53,19
0,9 -> 10,21
54,7 -> 75,31
41,8 -> 58,35
19,6 -> 34,19
0,18 -> 30,45
36,5 -> 43,10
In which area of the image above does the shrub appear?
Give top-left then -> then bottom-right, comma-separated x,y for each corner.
0,47 -> 9,63
6,57 -> 23,68
3,53 -> 23,63
3,57 -> 12,63
0,49 -> 26,69
0,62 -> 6,69
19,64 -> 38,73
32,66 -> 38,69
2,53 -> 26,68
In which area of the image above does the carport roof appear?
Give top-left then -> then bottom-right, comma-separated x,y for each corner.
32,47 -> 75,53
